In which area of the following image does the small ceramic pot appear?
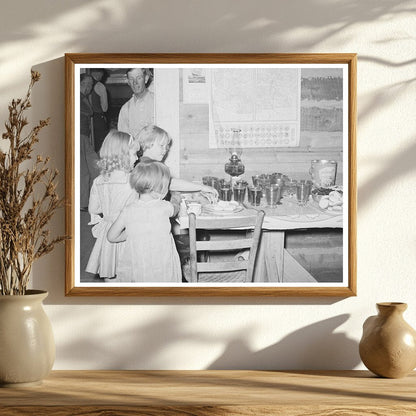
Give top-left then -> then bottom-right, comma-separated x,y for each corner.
0,290 -> 55,387
359,302 -> 416,378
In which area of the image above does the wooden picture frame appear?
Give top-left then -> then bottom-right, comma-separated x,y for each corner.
65,53 -> 356,296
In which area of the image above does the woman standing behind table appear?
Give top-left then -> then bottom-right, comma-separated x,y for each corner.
108,162 -> 182,283
85,130 -> 139,280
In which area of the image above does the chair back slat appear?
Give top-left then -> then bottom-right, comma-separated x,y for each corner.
194,215 -> 259,229
196,238 -> 253,251
197,260 -> 248,273
188,210 -> 265,283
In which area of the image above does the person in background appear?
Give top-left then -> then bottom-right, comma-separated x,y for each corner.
90,68 -> 109,152
80,73 -> 99,209
117,68 -> 154,139
108,161 -> 182,283
80,73 -> 94,137
85,129 -> 140,280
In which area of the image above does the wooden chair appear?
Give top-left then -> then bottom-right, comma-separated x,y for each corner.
188,211 -> 265,283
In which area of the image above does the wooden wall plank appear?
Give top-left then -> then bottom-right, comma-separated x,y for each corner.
178,73 -> 344,185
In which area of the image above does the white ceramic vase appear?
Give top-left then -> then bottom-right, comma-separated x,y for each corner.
0,290 -> 55,387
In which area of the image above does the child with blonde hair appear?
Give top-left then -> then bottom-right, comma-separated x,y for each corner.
134,125 -> 218,196
85,129 -> 139,279
108,161 -> 181,282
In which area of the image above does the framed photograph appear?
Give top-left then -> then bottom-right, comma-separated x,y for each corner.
65,53 -> 356,296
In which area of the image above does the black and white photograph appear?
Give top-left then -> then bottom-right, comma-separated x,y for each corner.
65,54 -> 356,296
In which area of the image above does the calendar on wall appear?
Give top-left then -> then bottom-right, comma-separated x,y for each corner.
208,68 -> 301,148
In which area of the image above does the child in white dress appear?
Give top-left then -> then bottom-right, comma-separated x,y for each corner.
85,129 -> 139,279
132,125 -> 218,278
107,161 -> 181,283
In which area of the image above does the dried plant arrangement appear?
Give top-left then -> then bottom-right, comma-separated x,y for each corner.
0,71 -> 66,295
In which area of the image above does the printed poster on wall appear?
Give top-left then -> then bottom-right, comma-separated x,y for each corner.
182,68 -> 209,104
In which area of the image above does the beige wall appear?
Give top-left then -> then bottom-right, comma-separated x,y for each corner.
0,0 -> 415,370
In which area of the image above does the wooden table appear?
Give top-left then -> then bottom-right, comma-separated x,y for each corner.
1,370 -> 415,415
179,197 -> 343,283
253,206 -> 342,283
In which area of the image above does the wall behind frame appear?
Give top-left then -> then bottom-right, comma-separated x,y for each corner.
0,0 -> 414,371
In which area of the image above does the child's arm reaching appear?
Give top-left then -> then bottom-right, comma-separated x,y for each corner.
107,213 -> 127,243
170,177 -> 218,197
169,192 -> 181,217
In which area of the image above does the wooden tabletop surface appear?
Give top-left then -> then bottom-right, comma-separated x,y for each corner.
1,370 -> 415,415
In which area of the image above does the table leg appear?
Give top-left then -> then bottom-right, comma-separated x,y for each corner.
253,231 -> 285,282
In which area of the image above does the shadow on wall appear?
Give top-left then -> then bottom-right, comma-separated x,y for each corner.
359,139 -> 416,210
0,0 -> 414,98
30,57 -> 67,302
54,309 -> 212,369
207,314 -> 360,370
54,307 -> 359,370
0,0 -> 413,51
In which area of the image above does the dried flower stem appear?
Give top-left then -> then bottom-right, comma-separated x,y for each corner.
0,71 -> 66,295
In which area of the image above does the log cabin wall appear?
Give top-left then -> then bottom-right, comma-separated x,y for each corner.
179,69 -> 344,185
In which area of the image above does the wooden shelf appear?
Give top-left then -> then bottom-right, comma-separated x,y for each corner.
1,370 -> 415,415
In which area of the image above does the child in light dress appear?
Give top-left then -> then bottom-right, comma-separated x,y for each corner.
133,125 -> 220,277
107,161 -> 182,283
85,129 -> 139,279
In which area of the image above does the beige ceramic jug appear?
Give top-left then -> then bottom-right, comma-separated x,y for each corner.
359,302 -> 416,378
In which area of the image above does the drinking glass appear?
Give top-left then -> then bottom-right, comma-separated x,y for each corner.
265,184 -> 282,206
257,174 -> 271,197
218,178 -> 231,188
284,179 -> 298,197
247,186 -> 263,206
296,182 -> 312,215
202,176 -> 219,190
235,179 -> 248,187
219,186 -> 232,201
270,173 -> 285,185
271,177 -> 285,188
252,175 -> 261,187
233,183 -> 247,204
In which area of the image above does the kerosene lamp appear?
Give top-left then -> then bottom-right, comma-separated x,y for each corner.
224,129 -> 245,183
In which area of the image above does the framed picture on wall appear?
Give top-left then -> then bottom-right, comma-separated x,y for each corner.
65,53 -> 357,296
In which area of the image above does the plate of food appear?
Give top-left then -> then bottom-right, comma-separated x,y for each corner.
314,190 -> 344,215
203,200 -> 244,215
311,185 -> 343,202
